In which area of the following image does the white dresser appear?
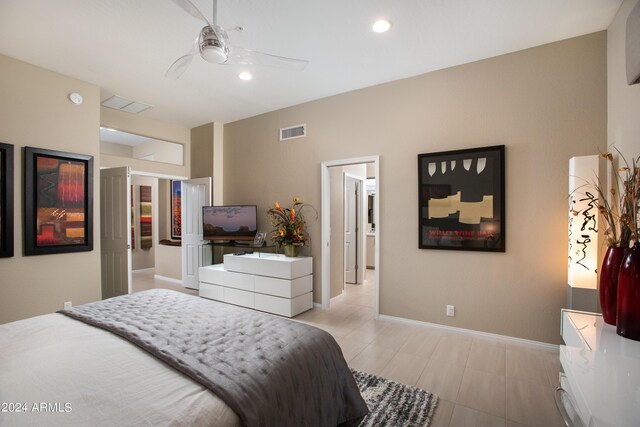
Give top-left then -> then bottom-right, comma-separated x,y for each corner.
199,253 -> 313,317
558,309 -> 640,427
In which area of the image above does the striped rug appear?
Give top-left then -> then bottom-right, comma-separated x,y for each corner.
353,369 -> 438,427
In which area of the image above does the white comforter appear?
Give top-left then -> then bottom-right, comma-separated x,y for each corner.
0,313 -> 241,427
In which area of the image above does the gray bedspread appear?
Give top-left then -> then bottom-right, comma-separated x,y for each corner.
59,289 -> 367,427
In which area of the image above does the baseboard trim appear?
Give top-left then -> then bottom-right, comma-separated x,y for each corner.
153,275 -> 183,285
378,314 -> 559,353
132,267 -> 154,273
313,302 -> 323,309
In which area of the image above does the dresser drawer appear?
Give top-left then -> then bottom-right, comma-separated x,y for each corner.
199,282 -> 224,302
254,292 -> 312,318
254,274 -> 312,298
200,265 -> 254,292
224,287 -> 254,308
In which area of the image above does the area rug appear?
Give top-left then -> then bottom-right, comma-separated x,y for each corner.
353,369 -> 438,427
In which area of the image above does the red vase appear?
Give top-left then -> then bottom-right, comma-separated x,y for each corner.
599,246 -> 627,325
617,242 -> 640,340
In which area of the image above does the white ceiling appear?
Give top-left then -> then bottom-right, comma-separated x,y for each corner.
0,0 -> 622,128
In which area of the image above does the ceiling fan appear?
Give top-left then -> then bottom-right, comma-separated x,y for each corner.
166,0 -> 309,79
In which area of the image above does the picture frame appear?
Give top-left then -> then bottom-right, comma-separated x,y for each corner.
418,145 -> 505,252
24,147 -> 93,256
170,180 -> 181,240
0,142 -> 14,258
253,231 -> 266,247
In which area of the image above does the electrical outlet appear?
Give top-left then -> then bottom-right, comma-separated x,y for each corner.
63,301 -> 72,310
446,305 -> 455,317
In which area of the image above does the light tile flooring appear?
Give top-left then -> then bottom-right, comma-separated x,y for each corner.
132,268 -> 198,296
132,269 -> 564,427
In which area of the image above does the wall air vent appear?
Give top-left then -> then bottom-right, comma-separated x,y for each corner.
280,124 -> 306,141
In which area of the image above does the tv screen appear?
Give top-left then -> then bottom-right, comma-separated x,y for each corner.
203,205 -> 257,241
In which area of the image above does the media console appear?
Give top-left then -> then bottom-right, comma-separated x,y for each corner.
557,309 -> 640,426
199,253 -> 313,318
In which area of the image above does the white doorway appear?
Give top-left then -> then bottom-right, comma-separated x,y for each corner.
181,178 -> 212,290
321,156 -> 380,316
100,168 -> 190,298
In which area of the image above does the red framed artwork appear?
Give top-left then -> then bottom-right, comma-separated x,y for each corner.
171,180 -> 181,240
24,147 -> 93,256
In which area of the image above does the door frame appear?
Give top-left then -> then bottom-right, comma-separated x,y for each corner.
321,155 -> 380,317
100,168 -> 188,293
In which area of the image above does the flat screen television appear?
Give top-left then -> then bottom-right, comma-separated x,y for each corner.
203,205 -> 257,242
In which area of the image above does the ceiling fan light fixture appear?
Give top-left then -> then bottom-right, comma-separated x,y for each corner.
238,72 -> 252,81
200,45 -> 227,64
372,19 -> 392,33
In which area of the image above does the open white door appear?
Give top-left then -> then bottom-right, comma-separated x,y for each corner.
344,175 -> 359,284
100,167 -> 131,299
181,178 -> 212,290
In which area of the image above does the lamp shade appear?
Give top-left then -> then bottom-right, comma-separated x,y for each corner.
568,155 -> 601,290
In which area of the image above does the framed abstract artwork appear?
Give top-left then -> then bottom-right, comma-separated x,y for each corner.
170,180 -> 181,240
24,147 -> 93,256
0,142 -> 14,258
139,185 -> 152,249
418,145 -> 505,252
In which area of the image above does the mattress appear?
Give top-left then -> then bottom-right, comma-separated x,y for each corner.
0,313 -> 241,427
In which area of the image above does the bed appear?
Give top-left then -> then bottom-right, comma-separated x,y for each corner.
0,289 -> 368,426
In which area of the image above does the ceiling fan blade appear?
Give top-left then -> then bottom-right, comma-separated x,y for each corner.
225,48 -> 309,71
165,53 -> 195,79
165,38 -> 199,79
170,0 -> 211,26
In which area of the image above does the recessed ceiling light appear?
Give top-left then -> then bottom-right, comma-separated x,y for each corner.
106,128 -> 117,132
238,72 -> 252,81
372,19 -> 392,33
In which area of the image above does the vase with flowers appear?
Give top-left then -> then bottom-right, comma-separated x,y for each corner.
267,197 -> 317,257
594,151 -> 640,338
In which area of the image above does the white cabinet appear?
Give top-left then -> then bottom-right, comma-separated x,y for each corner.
559,309 -> 640,427
199,253 -> 313,317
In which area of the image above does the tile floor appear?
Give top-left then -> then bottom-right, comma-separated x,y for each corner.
132,269 -> 565,427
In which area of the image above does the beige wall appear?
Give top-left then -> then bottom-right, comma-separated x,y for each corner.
0,55 -> 102,323
191,123 -> 214,179
100,107 -> 190,178
224,32 -> 607,344
608,0 -> 640,161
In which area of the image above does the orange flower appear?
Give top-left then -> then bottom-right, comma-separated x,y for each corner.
290,208 -> 296,221
292,197 -> 301,203
274,202 -> 282,212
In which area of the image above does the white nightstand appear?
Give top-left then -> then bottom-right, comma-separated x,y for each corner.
558,309 -> 640,427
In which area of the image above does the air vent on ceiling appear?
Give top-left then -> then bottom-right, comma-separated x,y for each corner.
280,124 -> 306,141
101,95 -> 153,114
